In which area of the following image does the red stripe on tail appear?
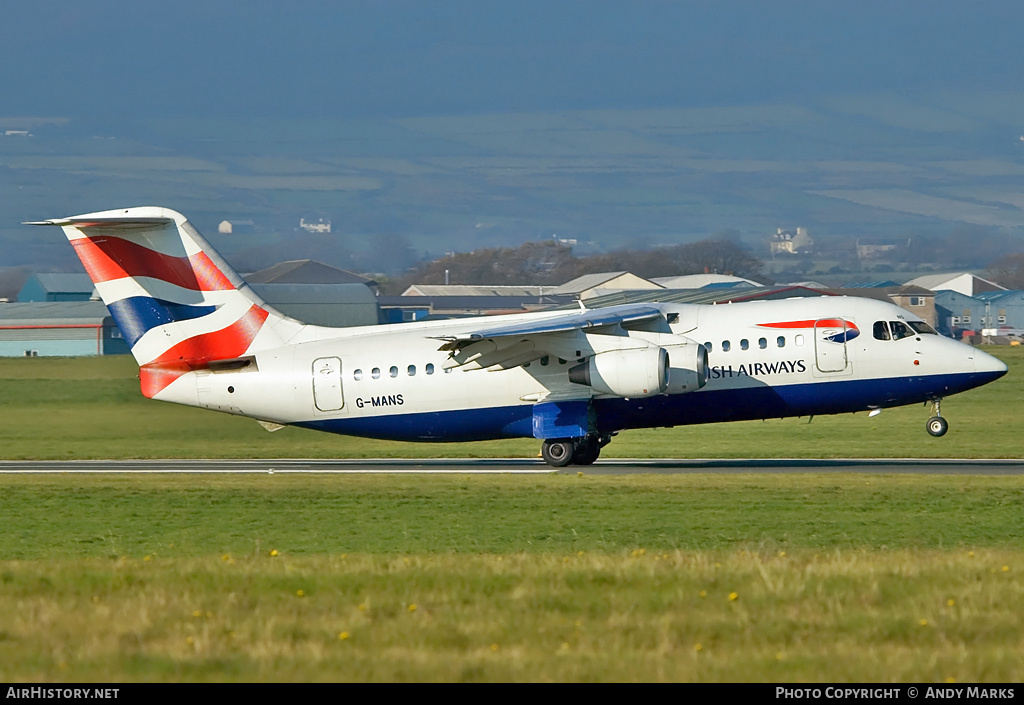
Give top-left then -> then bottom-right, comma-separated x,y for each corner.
138,305 -> 269,397
71,236 -> 233,291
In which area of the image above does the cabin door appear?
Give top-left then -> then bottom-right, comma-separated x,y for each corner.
813,319 -> 850,373
312,357 -> 344,412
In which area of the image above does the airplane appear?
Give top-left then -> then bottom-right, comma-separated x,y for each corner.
28,207 -> 1008,467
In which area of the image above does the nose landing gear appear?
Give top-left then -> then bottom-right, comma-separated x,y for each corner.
926,399 -> 948,437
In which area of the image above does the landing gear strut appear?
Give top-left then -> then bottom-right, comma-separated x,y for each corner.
926,398 -> 948,437
541,435 -> 611,468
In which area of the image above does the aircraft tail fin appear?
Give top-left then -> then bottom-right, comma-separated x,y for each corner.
28,207 -> 304,397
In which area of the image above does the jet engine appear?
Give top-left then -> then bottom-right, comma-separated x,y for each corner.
568,345 -> 669,398
663,341 -> 709,394
568,340 -> 708,398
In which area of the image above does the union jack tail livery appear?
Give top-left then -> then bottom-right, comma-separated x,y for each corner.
29,207 -> 303,399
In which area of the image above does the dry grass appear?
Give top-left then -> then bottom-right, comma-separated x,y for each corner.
0,550 -> 1020,682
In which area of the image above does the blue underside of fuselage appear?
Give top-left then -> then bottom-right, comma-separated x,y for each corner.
293,371 -> 1004,443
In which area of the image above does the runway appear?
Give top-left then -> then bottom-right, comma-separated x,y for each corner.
2,458 -> 1023,474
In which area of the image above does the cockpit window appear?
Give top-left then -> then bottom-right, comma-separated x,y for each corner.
909,321 -> 937,335
889,321 -> 913,340
873,321 -> 891,340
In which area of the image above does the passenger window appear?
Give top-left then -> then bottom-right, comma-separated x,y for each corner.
758,338 -> 767,349
722,340 -> 731,352
353,369 -> 363,381
777,336 -> 786,348
408,365 -> 416,376
390,366 -> 399,378
371,368 -> 381,379
540,356 -> 550,366
890,321 -> 913,340
874,321 -> 891,340
795,334 -> 804,347
426,363 -> 434,375
740,339 -> 749,350
704,342 -> 713,352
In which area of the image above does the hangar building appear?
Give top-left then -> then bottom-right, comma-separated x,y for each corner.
0,302 -> 130,357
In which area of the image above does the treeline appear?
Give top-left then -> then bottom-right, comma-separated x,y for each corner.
987,252 -> 1024,289
384,237 -> 765,294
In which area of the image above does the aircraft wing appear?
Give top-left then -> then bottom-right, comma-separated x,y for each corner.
434,303 -> 666,371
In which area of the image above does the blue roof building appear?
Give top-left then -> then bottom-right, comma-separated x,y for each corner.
935,289 -> 1024,337
0,302 -> 130,356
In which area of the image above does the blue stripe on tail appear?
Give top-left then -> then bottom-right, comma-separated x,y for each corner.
106,297 -> 219,347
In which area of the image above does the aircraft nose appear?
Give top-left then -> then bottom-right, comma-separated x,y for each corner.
974,348 -> 1008,380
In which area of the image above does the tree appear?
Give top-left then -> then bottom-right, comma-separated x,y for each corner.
392,236 -> 765,290
664,239 -> 764,279
986,252 -> 1024,290
362,232 -> 417,275
393,241 -> 576,290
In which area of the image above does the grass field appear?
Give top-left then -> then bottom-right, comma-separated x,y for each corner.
1,474 -> 1022,682
0,350 -> 1021,682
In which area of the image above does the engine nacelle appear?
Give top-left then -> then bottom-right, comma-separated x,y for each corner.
568,345 -> 669,398
567,341 -> 709,398
663,342 -> 709,394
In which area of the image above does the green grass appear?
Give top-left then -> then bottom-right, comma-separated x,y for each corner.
1,474 -> 1022,682
5,474 -> 1024,559
0,348 -> 1020,460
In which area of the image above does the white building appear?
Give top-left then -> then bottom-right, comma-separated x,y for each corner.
299,218 -> 331,234
905,273 -> 1005,296
547,272 -> 663,300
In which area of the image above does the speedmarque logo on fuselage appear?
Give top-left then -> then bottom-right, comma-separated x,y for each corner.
758,318 -> 860,344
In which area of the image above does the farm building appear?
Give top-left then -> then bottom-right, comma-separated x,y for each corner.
0,302 -> 130,357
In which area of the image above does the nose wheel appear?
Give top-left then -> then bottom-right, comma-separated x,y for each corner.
926,399 -> 948,437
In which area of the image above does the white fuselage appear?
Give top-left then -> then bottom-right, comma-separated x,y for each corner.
154,295 -> 1005,443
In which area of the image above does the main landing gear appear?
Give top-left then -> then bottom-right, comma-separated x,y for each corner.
541,435 -> 611,468
926,398 -> 949,437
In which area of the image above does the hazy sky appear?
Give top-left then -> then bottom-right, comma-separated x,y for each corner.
3,1 -> 1023,120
